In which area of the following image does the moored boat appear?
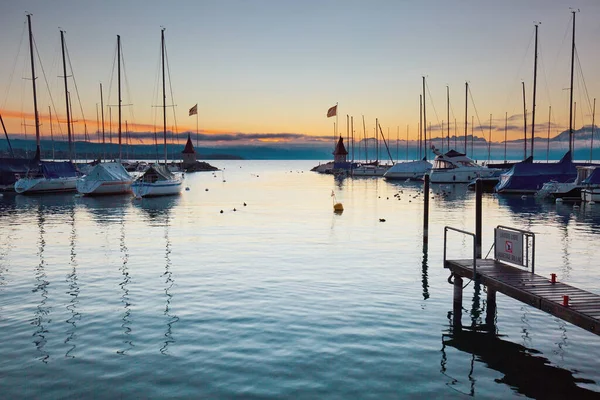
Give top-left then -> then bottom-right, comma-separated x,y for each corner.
429,148 -> 500,184
76,162 -> 132,195
15,161 -> 81,194
383,158 -> 431,181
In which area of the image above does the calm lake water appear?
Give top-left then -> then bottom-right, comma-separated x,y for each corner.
1,160 -> 599,399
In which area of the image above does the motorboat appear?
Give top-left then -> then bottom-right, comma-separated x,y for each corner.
535,165 -> 597,201
383,158 -> 431,181
581,167 -> 600,203
428,148 -> 500,183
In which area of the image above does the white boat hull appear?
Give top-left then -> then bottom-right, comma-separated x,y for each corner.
131,179 -> 182,198
76,180 -> 132,195
383,160 -> 432,180
429,168 -> 498,183
351,166 -> 390,177
14,176 -> 79,194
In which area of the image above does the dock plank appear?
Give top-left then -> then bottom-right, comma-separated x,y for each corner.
445,258 -> 600,336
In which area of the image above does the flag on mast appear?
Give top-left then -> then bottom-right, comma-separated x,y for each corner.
189,104 -> 198,116
327,105 -> 337,118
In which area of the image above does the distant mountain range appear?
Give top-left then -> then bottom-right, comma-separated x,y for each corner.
2,125 -> 598,161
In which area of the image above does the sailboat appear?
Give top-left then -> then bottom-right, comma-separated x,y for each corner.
383,78 -> 432,181
495,16 -> 595,194
15,27 -> 82,194
131,28 -> 183,198
76,35 -> 133,196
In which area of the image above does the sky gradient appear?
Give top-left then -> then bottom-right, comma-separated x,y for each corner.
1,0 -> 599,147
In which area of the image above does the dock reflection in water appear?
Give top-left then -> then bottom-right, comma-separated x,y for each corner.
441,327 -> 597,399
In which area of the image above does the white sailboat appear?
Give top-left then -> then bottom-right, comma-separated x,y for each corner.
383,77 -> 432,181
76,35 -> 132,196
14,18 -> 81,194
131,28 -> 182,198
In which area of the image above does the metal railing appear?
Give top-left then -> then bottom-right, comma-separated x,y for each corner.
495,225 -> 536,274
444,226 -> 477,280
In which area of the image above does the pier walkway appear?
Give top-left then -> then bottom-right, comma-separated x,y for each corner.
445,258 -> 600,336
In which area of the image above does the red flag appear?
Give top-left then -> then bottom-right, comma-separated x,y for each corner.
327,105 -> 337,118
189,104 -> 198,116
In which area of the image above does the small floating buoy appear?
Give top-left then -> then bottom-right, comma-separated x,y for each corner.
185,187 -> 190,191
379,218 -> 386,222
333,202 -> 344,212
243,202 -> 247,206
220,210 -> 223,214
233,208 -> 237,212
205,188 -> 209,191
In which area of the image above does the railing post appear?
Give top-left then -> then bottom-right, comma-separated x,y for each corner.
423,174 -> 430,248
475,178 -> 482,259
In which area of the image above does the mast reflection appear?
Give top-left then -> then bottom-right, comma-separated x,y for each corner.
117,217 -> 133,355
65,207 -> 80,358
160,216 -> 178,355
32,206 -> 49,363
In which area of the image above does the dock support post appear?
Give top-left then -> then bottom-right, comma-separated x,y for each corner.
475,178 -> 482,258
485,288 -> 496,330
453,276 -> 463,328
423,174 -> 430,248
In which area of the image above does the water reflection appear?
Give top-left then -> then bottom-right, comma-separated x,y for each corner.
441,328 -> 597,398
64,208 -> 80,358
421,244 -> 429,300
32,207 -> 50,363
134,196 -> 180,224
160,219 -> 178,355
78,195 -> 131,225
117,217 -> 133,355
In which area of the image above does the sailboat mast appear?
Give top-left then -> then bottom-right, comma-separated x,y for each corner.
27,14 -> 41,159
49,106 -> 55,159
117,35 -> 122,162
1,114 -> 14,157
590,99 -> 596,163
162,28 -> 167,164
362,115 -> 367,162
61,30 -> 73,162
100,83 -> 105,160
568,10 -> 576,153
447,85 -> 450,150
522,81 -> 527,159
530,23 -> 539,159
419,95 -> 422,159
422,76 -> 427,157
464,82 -> 468,154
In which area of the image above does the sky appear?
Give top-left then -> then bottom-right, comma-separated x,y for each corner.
1,0 -> 599,148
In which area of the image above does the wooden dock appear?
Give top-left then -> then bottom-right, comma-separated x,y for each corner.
445,258 -> 600,336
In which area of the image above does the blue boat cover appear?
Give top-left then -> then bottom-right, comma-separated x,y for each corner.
0,158 -> 38,186
41,161 -> 80,178
581,167 -> 600,185
495,152 -> 577,193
